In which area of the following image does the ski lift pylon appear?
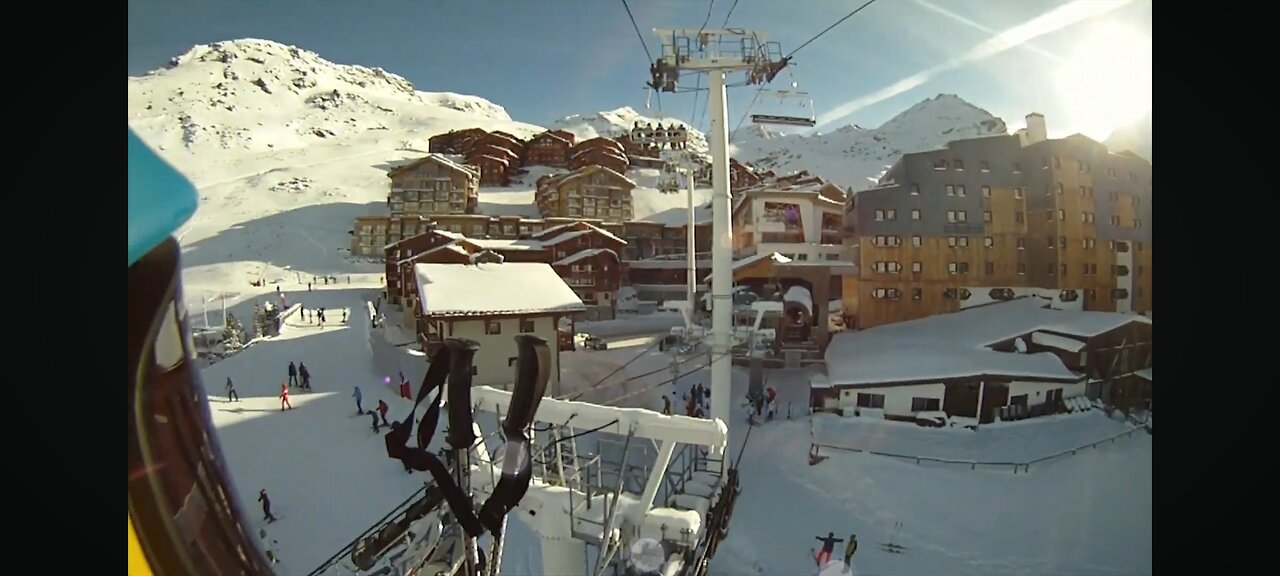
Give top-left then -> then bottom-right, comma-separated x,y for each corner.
750,89 -> 816,128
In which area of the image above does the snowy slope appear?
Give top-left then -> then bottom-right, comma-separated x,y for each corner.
1105,113 -> 1152,162
731,94 -> 1009,190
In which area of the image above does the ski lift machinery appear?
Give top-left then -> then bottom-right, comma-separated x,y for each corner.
751,83 -> 816,127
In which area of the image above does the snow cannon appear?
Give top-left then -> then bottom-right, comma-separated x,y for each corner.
128,127 -> 277,575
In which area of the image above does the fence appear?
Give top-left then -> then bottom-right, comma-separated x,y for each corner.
810,424 -> 1148,474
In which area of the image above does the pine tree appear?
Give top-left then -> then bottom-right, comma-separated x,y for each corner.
222,312 -> 244,350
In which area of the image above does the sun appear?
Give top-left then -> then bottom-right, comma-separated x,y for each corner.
1055,22 -> 1152,140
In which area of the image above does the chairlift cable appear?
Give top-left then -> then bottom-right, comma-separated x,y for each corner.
786,0 -> 883,59
619,0 -> 655,64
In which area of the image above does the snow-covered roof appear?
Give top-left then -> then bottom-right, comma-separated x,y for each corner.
537,221 -> 627,245
462,238 -> 540,251
397,242 -> 469,265
388,153 -> 475,178
414,262 -> 585,317
700,252 -> 791,282
822,298 -> 1150,387
1031,331 -> 1086,353
553,248 -> 619,266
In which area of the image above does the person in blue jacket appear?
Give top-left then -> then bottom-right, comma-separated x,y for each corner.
352,385 -> 364,414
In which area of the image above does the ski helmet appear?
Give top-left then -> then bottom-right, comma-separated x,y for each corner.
127,128 -> 275,575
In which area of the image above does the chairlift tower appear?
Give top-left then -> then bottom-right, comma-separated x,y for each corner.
648,27 -> 791,436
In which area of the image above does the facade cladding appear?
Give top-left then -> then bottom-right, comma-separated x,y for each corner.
844,124 -> 1151,329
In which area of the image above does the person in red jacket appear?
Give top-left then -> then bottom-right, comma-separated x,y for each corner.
280,382 -> 293,411
376,399 -> 389,426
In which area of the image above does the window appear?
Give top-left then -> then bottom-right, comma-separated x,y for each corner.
984,261 -> 995,275
1015,211 -> 1025,223
1133,218 -> 1143,229
1046,236 -> 1055,248
946,184 -> 955,196
980,161 -> 990,172
1059,236 -> 1067,249
1014,187 -> 1024,199
911,397 -> 941,412
1047,263 -> 1056,275
1057,209 -> 1065,221
886,209 -> 897,220
948,236 -> 957,247
955,159 -> 965,171
1082,263 -> 1090,275
1017,262 -> 1026,275
983,211 -> 992,223
875,209 -> 885,221
873,235 -> 902,247
912,261 -> 922,273
485,320 -> 502,335
912,235 -> 923,247
984,236 -> 994,247
520,318 -> 535,333
948,261 -> 969,274
958,236 -> 969,247
910,183 -> 920,195
912,287 -> 923,300
1081,237 -> 1096,249
957,210 -> 968,222
1012,162 -> 1022,174
933,159 -> 948,170
856,393 -> 886,409
947,210 -> 957,222
1112,288 -> 1130,299
872,261 -> 902,273
982,185 -> 992,198
871,288 -> 901,300
1110,215 -> 1121,226
1082,212 -> 1095,223
957,185 -> 967,197
1056,183 -> 1064,195
911,209 -> 921,220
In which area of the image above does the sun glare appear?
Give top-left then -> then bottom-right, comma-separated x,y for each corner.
1055,22 -> 1152,140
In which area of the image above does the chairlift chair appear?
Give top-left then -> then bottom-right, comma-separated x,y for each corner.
751,90 -> 816,128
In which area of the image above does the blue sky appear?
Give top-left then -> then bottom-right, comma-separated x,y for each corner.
128,0 -> 1151,141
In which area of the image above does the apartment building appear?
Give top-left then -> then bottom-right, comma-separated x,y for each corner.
732,177 -> 846,262
386,154 -> 481,217
535,165 -> 636,220
842,114 -> 1152,329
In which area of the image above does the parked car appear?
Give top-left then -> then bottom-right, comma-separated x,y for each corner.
583,335 -> 609,350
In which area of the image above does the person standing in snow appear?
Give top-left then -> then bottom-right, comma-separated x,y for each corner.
844,533 -> 858,566
287,361 -> 298,388
258,489 -> 277,523
342,308 -> 348,323
279,382 -> 293,411
662,394 -> 672,415
815,532 -> 843,567
370,409 -> 382,433
376,399 -> 390,426
226,377 -> 239,402
298,363 -> 311,390
352,385 -> 364,414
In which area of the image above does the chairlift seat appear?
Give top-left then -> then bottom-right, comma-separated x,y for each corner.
751,114 -> 816,127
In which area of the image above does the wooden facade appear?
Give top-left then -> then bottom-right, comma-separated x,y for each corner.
525,132 -> 574,168
843,132 -> 1152,330
387,154 -> 480,217
350,215 -> 434,259
535,165 -> 636,220
428,128 -> 488,155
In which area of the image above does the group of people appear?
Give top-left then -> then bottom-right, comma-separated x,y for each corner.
351,384 -> 392,434
815,532 -> 858,570
662,382 -> 712,418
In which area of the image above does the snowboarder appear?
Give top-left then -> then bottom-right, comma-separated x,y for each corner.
279,382 -> 293,411
844,533 -> 858,566
376,399 -> 390,426
298,363 -> 311,390
287,361 -> 299,387
352,385 -> 364,414
370,409 -> 382,433
815,532 -> 843,567
226,377 -> 239,402
258,489 -> 277,523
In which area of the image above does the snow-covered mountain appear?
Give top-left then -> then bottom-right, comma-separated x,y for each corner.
730,94 -> 1008,190
552,107 -> 709,153
1105,113 -> 1152,162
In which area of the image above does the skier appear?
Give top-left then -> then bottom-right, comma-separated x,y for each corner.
352,385 -> 364,414
342,308 -> 348,323
225,377 -> 239,402
662,393 -> 672,415
370,409 -> 382,433
279,382 -> 293,411
815,532 -> 843,567
376,399 -> 390,427
258,489 -> 277,523
844,533 -> 858,567
766,395 -> 777,421
298,363 -> 311,390
287,361 -> 299,387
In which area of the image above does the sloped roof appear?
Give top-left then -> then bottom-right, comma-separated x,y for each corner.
414,262 -> 586,317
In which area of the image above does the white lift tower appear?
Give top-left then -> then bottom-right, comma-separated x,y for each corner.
648,27 -> 790,433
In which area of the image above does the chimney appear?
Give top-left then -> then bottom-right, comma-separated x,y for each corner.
1021,113 -> 1047,146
